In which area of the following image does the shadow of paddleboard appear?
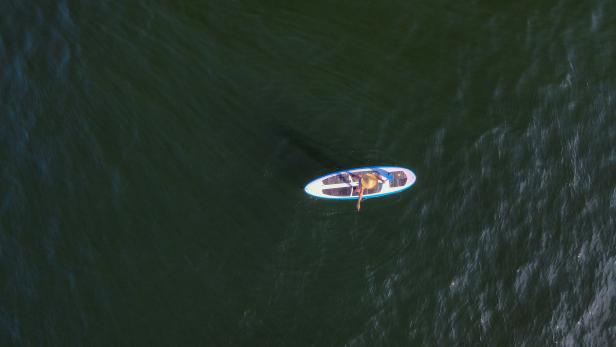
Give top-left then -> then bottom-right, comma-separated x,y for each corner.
264,121 -> 396,187
263,122 -> 344,185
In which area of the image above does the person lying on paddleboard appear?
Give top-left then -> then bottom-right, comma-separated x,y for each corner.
354,172 -> 387,212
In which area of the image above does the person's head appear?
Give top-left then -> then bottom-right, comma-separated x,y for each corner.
361,173 -> 378,189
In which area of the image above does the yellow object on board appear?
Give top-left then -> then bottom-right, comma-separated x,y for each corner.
361,173 -> 378,189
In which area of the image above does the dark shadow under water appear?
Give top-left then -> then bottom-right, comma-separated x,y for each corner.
265,121 -> 399,186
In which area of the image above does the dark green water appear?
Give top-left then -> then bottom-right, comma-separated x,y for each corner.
1,1 -> 615,345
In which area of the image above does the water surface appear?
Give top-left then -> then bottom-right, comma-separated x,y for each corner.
1,0 -> 615,345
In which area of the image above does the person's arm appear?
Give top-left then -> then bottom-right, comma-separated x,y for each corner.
356,186 -> 365,212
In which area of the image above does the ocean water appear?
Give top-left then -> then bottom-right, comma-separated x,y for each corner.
1,0 -> 614,345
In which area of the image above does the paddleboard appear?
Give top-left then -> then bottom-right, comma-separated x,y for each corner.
304,166 -> 416,200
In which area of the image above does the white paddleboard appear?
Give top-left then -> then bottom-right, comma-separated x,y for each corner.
304,166 -> 416,200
